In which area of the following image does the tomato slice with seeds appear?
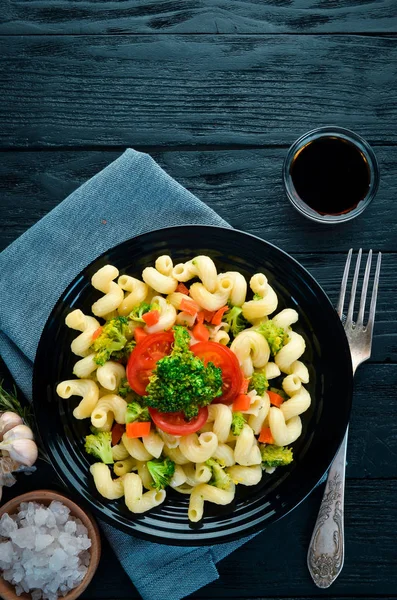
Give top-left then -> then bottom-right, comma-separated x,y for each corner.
149,407 -> 209,435
126,331 -> 174,395
192,341 -> 243,404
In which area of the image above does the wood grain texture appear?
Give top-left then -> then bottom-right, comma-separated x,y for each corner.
1,0 -> 396,35
1,147 -> 396,253
1,35 -> 397,148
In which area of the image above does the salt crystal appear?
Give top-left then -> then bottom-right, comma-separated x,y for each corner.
0,513 -> 18,536
34,508 -> 50,528
35,534 -> 54,552
49,501 -> 70,525
0,541 -> 14,566
64,520 -> 76,535
49,547 -> 67,571
11,525 -> 36,549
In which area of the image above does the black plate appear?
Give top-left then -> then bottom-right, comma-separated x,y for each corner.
33,226 -> 353,545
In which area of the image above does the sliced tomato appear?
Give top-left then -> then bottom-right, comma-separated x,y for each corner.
192,322 -> 210,342
127,331 -> 174,395
211,306 -> 229,326
192,341 -> 243,404
134,327 -> 148,343
149,407 -> 208,435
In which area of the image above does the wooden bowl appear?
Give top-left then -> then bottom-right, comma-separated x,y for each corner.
0,490 -> 101,600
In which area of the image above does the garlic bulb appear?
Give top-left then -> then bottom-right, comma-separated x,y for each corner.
3,424 -> 34,443
0,412 -> 23,439
0,438 -> 38,467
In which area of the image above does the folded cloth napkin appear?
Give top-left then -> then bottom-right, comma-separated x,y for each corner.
0,149 -> 255,600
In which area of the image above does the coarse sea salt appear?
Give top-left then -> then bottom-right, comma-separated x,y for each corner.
0,500 -> 91,600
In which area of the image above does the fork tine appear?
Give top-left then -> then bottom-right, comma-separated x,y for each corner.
345,249 -> 362,327
366,252 -> 382,333
357,250 -> 373,327
337,249 -> 352,318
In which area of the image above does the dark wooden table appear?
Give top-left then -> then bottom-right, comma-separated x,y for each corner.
1,2 -> 397,599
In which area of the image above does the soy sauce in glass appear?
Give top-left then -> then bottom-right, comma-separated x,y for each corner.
290,137 -> 370,215
283,127 -> 380,224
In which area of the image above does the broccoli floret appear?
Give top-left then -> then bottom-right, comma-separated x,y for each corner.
260,444 -> 293,468
145,326 -> 223,420
147,457 -> 175,491
224,304 -> 250,337
118,378 -> 132,399
206,458 -> 232,490
126,401 -> 151,423
257,320 -> 288,356
248,371 -> 269,396
84,431 -> 113,464
128,302 -> 152,323
92,316 -> 130,366
111,339 -> 136,364
231,412 -> 246,436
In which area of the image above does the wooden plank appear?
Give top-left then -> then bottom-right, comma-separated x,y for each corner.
1,35 -> 397,147
1,0 -> 396,35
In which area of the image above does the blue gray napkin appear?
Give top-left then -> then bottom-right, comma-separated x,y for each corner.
0,149 -> 255,600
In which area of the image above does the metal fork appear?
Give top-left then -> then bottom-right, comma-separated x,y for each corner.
307,249 -> 382,588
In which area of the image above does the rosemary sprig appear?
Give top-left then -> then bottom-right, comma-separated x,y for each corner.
0,379 -> 33,428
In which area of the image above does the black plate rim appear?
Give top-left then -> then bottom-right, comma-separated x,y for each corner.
33,224 -> 353,545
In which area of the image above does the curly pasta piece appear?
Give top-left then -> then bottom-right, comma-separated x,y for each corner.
72,353 -> 98,379
91,394 -> 128,429
114,457 -> 137,477
269,408 -> 302,446
234,424 -> 261,466
142,267 -> 177,295
155,255 -> 173,276
117,275 -> 149,316
218,271 -> 247,306
226,465 -> 262,486
207,404 -> 233,443
248,393 -> 271,435
91,265 -> 124,317
122,433 -> 153,462
242,274 -> 278,321
112,442 -> 130,461
65,309 -> 101,357
213,443 -> 236,467
124,473 -> 166,514
275,331 -> 306,374
90,463 -> 124,500
56,379 -> 99,420
188,481 -> 235,522
272,308 -> 299,330
190,256 -> 218,293
96,361 -> 125,392
281,375 -> 311,421
179,432 -> 218,463
263,362 -> 281,380
230,330 -> 270,377
189,282 -> 229,312
142,430 -> 164,459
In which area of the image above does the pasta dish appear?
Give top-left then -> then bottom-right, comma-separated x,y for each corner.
56,255 -> 310,522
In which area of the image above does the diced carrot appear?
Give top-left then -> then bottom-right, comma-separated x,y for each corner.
92,326 -> 102,341
196,311 -> 205,324
142,310 -> 160,327
111,423 -> 125,446
180,297 -> 200,316
192,322 -> 210,342
240,378 -> 250,394
211,306 -> 229,326
268,391 -> 284,408
126,421 -> 151,438
233,394 -> 251,411
259,426 -> 274,444
134,327 -> 148,343
203,310 -> 215,322
176,283 -> 189,295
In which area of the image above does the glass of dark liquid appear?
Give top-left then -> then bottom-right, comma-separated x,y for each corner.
283,126 -> 379,223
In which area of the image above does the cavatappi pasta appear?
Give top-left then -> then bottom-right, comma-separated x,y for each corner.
57,255 -> 310,522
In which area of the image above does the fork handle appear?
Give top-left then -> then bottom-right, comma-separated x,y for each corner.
307,427 -> 348,588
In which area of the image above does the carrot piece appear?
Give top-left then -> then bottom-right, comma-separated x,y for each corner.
211,306 -> 229,326
176,283 -> 189,295
134,327 -> 148,343
92,326 -> 103,341
180,297 -> 200,316
233,394 -> 251,411
259,426 -> 274,444
142,310 -> 160,327
239,378 -> 250,394
268,391 -> 284,408
126,421 -> 151,438
192,322 -> 210,342
111,423 -> 125,446
196,311 -> 205,324
203,310 -> 215,322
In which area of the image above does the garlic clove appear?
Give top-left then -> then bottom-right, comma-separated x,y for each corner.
3,424 -> 34,443
0,412 -> 23,440
0,438 -> 38,467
